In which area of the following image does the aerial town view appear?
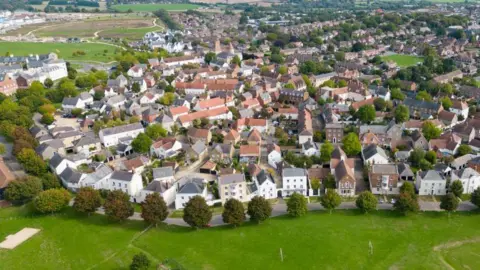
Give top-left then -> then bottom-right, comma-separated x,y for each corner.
1,0 -> 480,269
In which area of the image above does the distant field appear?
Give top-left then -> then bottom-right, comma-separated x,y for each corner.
111,3 -> 201,12
99,26 -> 163,40
382,54 -> 424,67
0,42 -> 119,62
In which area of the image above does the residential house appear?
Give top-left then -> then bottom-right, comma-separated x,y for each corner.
0,158 -> 15,199
302,139 -> 320,157
187,128 -> 211,144
169,106 -> 189,121
186,140 -> 207,162
235,118 -> 268,133
325,123 -> 344,144
224,129 -> 240,145
211,143 -> 234,164
219,174 -> 248,203
150,138 -> 182,159
403,98 -> 443,119
369,164 -> 400,195
438,110 -> 458,128
452,168 -> 480,194
282,168 -> 308,196
267,144 -> 282,169
99,123 -> 144,147
239,145 -> 260,164
108,171 -> 144,202
175,178 -> 208,209
450,100 -> 469,120
416,170 -> 447,196
330,147 -> 356,196
362,144 -> 389,165
253,170 -> 277,199
0,74 -> 18,95
247,129 -> 262,145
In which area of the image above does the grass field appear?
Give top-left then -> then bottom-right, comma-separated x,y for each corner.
0,42 -> 119,62
382,54 -> 424,67
111,3 -> 201,12
1,205 -> 480,269
98,26 -> 162,40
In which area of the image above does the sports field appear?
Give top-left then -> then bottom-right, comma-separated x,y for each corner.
0,42 -> 119,62
111,3 -> 201,12
1,205 -> 480,269
382,54 -> 424,67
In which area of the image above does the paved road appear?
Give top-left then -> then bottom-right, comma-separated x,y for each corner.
95,200 -> 478,227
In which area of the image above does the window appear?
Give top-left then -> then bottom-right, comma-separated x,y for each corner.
181,196 -> 184,200
124,184 -> 127,188
377,188 -> 379,191
225,192 -> 228,195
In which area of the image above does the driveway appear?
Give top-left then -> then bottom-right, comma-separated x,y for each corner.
353,158 -> 367,193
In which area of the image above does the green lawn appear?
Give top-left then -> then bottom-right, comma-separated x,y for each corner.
111,4 -> 200,12
0,42 -> 119,63
99,26 -> 163,40
382,54 -> 424,67
1,206 -> 480,269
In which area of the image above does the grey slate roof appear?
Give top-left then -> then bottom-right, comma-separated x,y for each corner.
256,170 -> 274,186
418,170 -> 445,181
178,178 -> 205,194
49,153 -> 64,168
283,168 -> 306,177
191,140 -> 206,155
362,144 -> 388,160
152,167 -> 174,180
100,122 -> 143,136
219,173 -> 245,185
110,171 -> 135,182
60,167 -> 84,184
144,180 -> 170,193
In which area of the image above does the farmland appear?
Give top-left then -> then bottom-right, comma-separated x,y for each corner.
0,42 -> 119,63
1,205 -> 480,269
111,3 -> 201,12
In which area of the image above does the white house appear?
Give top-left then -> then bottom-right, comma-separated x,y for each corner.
150,138 -> 183,159
62,97 -> 85,111
416,170 -> 447,196
253,170 -> 277,199
49,153 -> 76,175
127,65 -> 144,78
362,144 -> 389,165
108,171 -> 144,201
139,179 -> 177,206
107,95 -> 127,109
267,144 -> 282,168
175,178 -> 208,209
302,140 -> 320,157
450,100 -> 469,120
99,122 -> 144,147
152,167 -> 175,182
451,168 -> 480,194
219,174 -> 248,203
282,168 -> 308,196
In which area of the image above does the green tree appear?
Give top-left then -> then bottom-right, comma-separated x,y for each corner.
158,92 -> 175,105
141,193 -> 168,227
132,82 -> 141,93
310,177 -> 321,190
130,253 -> 150,270
222,198 -> 246,227
400,182 -> 416,197
390,88 -> 405,101
320,188 -> 342,214
33,188 -> 71,214
104,190 -> 134,222
320,141 -> 334,163
440,97 -> 453,110
41,113 -> 54,125
394,104 -> 409,123
247,196 -> 272,223
145,124 -> 168,140
408,148 -> 425,168
440,193 -> 459,216
450,180 -> 464,198
204,52 -> 217,64
357,105 -> 376,123
456,144 -> 472,156
38,104 -> 56,115
373,98 -> 386,111
287,193 -> 308,217
278,65 -> 288,75
425,150 -> 437,165
43,78 -> 54,89
0,143 -> 5,155
73,187 -> 102,215
71,108 -> 83,118
422,121 -> 441,141
470,187 -> 480,208
342,132 -> 362,156
355,191 -> 378,213
183,196 -> 212,228
131,133 -> 152,154
394,192 -> 419,215
42,173 -> 61,190
231,55 -> 241,66
4,176 -> 43,204
17,148 -> 47,176
335,51 -> 345,61
416,90 -> 432,101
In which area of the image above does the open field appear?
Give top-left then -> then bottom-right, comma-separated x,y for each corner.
111,3 -> 201,12
98,25 -> 162,40
382,54 -> 424,67
0,42 -> 119,62
35,18 -> 156,38
1,205 -> 480,269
